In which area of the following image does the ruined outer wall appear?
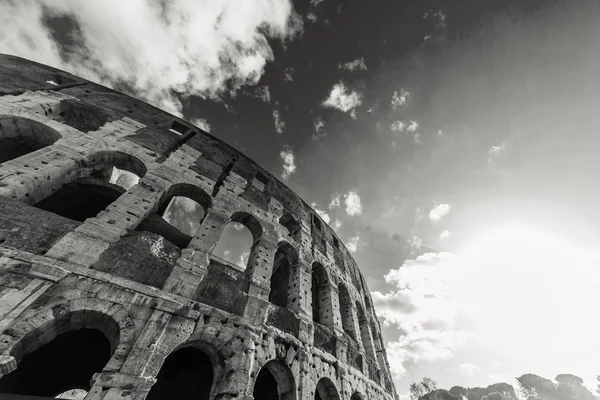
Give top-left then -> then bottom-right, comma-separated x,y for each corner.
0,54 -> 398,400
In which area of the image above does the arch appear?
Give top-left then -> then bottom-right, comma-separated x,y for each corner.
356,301 -> 376,358
252,360 -> 296,400
351,392 -> 365,400
279,212 -> 301,241
311,262 -> 332,326
146,345 -> 216,400
269,241 -> 297,308
0,116 -> 62,164
230,211 -> 263,245
364,294 -> 372,313
337,283 -> 356,340
136,183 -> 212,249
33,150 -> 147,222
315,377 -> 340,400
0,328 -> 112,397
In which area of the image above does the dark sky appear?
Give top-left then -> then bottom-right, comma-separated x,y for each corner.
3,0 -> 600,394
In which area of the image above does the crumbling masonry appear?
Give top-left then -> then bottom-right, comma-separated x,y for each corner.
0,54 -> 398,400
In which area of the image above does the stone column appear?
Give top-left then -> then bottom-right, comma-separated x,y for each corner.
245,235 -> 278,300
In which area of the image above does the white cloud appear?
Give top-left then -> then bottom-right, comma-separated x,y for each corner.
306,12 -> 318,23
280,146 -> 296,180
329,194 -> 341,209
407,120 -> 419,132
312,116 -> 326,139
408,235 -> 422,250
0,0 -> 301,116
284,67 -> 294,81
447,363 -> 481,376
344,190 -> 363,216
237,250 -> 250,269
346,236 -> 360,252
429,203 -> 450,222
339,57 -> 367,71
488,143 -> 506,165
440,230 -> 451,239
189,117 -> 211,132
391,89 -> 410,110
311,203 -> 331,224
391,120 -> 406,132
322,82 -> 362,114
254,85 -> 271,102
272,110 -> 285,134
332,219 -> 342,231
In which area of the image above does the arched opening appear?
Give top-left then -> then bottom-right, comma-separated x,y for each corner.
252,360 -> 296,400
337,283 -> 356,340
146,347 -> 214,400
0,329 -> 111,397
136,183 -> 211,249
364,294 -> 372,313
311,262 -> 331,326
33,151 -> 146,222
0,116 -> 62,164
356,301 -> 376,358
314,378 -> 340,400
212,212 -> 262,270
269,242 -> 297,308
351,392 -> 364,400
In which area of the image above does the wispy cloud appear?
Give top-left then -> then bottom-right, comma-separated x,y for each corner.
332,219 -> 342,231
284,67 -> 294,81
407,121 -> 419,132
447,363 -> 480,376
311,203 -> 331,224
329,193 -> 341,209
0,0 -> 301,116
272,110 -> 285,134
346,235 -> 360,252
429,203 -> 450,222
391,120 -> 406,132
344,190 -> 363,216
322,82 -> 362,114
339,57 -> 367,71
254,85 -> 271,103
391,89 -> 410,110
280,146 -> 296,180
312,116 -> 326,139
189,117 -> 211,133
440,230 -> 451,239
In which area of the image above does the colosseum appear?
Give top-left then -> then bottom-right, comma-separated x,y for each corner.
0,54 -> 398,400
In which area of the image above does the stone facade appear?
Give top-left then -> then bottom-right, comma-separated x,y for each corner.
0,54 -> 398,400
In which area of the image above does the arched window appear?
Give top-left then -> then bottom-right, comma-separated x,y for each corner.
136,183 -> 211,249
146,347 -> 215,400
314,378 -> 340,400
33,151 -> 146,222
351,392 -> 364,400
356,301 -> 376,358
311,262 -> 332,326
252,360 -> 296,400
0,116 -> 62,164
337,283 -> 356,340
0,329 -> 111,397
269,242 -> 297,308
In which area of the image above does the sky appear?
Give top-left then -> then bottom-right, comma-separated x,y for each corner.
2,0 -> 600,396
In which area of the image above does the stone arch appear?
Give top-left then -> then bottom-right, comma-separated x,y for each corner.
212,211 -> 263,270
269,241 -> 298,308
230,211 -> 263,245
146,340 -> 224,400
0,299 -> 135,395
33,150 -> 147,222
311,262 -> 333,327
337,283 -> 356,340
279,212 -> 301,241
315,377 -> 340,400
136,183 -> 212,249
351,392 -> 365,400
356,301 -> 376,358
0,115 -> 62,164
253,359 -> 297,400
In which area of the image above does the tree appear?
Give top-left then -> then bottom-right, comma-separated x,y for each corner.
410,377 -> 439,400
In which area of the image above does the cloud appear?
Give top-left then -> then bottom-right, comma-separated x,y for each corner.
311,203 -> 331,224
189,117 -> 211,132
339,57 -> 367,71
391,89 -> 410,110
440,230 -> 451,239
329,194 -> 341,209
346,235 -> 360,252
284,67 -> 294,81
280,146 -> 296,180
254,85 -> 271,103
344,190 -> 363,216
447,363 -> 481,376
332,219 -> 342,231
407,121 -> 419,132
488,143 -> 506,165
429,203 -> 450,222
237,250 -> 250,269
321,82 -> 362,114
391,120 -> 406,132
0,0 -> 301,116
272,109 -> 285,134
312,116 -> 326,139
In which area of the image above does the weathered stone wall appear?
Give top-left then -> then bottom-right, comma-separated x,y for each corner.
0,54 -> 398,400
